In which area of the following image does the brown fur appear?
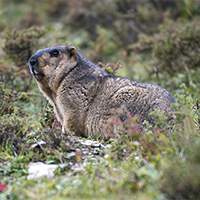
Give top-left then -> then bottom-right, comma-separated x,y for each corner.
29,45 -> 176,139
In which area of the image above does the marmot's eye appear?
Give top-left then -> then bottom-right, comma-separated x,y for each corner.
51,50 -> 59,57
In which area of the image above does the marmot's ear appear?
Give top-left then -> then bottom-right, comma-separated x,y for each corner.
67,46 -> 77,61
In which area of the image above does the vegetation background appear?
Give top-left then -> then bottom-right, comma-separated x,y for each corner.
0,0 -> 200,199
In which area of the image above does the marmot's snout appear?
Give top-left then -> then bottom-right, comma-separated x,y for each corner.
29,55 -> 44,80
29,55 -> 37,66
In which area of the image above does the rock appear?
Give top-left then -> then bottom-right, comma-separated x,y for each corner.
27,162 -> 58,179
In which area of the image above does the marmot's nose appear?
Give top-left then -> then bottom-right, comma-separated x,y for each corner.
29,56 -> 37,66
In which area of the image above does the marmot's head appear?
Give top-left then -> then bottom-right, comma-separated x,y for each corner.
29,45 -> 78,82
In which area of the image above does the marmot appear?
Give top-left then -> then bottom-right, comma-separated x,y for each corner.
29,45 -> 176,139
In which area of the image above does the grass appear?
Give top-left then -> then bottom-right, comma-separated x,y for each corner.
0,90 -> 200,199
0,155 -> 162,200
0,59 -> 200,199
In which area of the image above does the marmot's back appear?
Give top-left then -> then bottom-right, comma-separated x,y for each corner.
86,75 -> 175,138
29,45 -> 176,139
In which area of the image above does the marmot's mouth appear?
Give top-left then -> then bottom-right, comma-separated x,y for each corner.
34,74 -> 44,81
29,66 -> 44,81
30,67 -> 38,75
29,55 -> 45,81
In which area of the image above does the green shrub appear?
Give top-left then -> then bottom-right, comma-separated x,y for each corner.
0,82 -> 30,116
0,82 -> 32,155
1,26 -> 46,91
160,142 -> 200,200
131,17 -> 200,88
3,26 -> 46,66
0,114 -> 29,155
40,104 -> 61,129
